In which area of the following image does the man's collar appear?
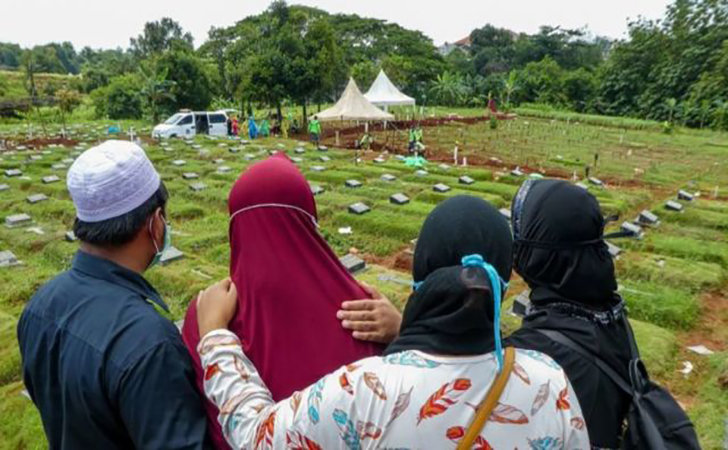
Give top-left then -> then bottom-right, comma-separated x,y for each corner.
72,250 -> 169,312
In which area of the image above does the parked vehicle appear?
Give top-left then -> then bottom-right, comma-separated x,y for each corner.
152,110 -> 229,139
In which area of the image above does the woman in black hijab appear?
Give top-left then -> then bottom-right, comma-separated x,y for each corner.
385,194 -> 513,359
506,179 -> 633,449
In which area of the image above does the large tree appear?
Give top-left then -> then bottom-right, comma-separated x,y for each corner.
130,18 -> 194,59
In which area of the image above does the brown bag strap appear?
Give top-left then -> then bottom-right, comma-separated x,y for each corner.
456,347 -> 516,450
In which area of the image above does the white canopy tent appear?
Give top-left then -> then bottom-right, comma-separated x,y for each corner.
313,78 -> 394,122
364,70 -> 416,108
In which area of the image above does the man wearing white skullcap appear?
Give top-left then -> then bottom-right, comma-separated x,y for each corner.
18,141 -> 234,449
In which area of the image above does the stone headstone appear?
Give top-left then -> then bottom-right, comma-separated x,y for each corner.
65,231 -> 77,242
438,164 -> 450,171
182,173 -> 199,180
433,183 -> 451,193
29,155 -> 42,161
606,241 -> 622,258
381,174 -> 396,182
637,210 -> 660,226
217,166 -> 232,173
4,169 -> 22,177
0,184 -> 9,192
52,163 -> 67,170
26,194 -> 48,204
665,200 -> 684,212
62,158 -> 74,164
290,157 -> 303,164
245,154 -> 256,161
576,182 -> 589,190
172,160 -> 186,166
311,165 -> 326,172
415,170 -> 428,177
677,190 -> 694,202
339,254 -> 366,274
588,177 -> 603,187
373,157 -> 385,164
499,208 -> 512,221
511,168 -> 524,177
348,202 -> 370,215
317,145 -> 328,152
310,185 -> 325,196
294,148 -> 306,154
390,193 -> 410,205
319,156 -> 331,162
345,179 -> 362,188
512,290 -> 531,317
160,246 -> 185,265
621,221 -> 644,239
42,175 -> 60,184
0,250 -> 21,267
189,182 -> 207,192
5,213 -> 31,228
213,158 -> 225,164
394,155 -> 406,161
459,176 -> 475,185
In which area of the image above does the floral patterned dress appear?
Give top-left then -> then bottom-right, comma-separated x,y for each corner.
199,330 -> 590,450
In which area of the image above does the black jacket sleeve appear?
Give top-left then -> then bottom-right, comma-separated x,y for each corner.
118,339 -> 211,449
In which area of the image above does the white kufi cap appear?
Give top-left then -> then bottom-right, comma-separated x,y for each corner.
67,140 -> 161,222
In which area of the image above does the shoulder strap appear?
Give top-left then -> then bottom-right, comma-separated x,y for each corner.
534,328 -> 633,395
457,347 -> 515,450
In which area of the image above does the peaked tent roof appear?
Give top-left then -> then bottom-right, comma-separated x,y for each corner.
314,78 -> 395,122
364,70 -> 416,107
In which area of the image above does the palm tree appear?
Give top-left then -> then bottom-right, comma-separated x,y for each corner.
140,59 -> 176,124
503,70 -> 518,109
429,72 -> 466,106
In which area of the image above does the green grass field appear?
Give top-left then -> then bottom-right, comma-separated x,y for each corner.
1,111 -> 727,448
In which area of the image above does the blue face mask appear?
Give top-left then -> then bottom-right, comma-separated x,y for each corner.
148,216 -> 171,269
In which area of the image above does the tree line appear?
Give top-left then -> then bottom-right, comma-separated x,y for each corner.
1,0 -> 726,129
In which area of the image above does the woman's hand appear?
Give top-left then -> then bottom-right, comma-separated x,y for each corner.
338,282 -> 402,344
197,278 -> 238,338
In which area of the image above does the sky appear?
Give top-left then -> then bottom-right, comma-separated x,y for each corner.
0,0 -> 673,50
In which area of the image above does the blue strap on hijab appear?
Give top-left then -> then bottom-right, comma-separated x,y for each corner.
413,253 -> 509,370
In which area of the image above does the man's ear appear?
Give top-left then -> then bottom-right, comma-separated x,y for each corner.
151,207 -> 165,242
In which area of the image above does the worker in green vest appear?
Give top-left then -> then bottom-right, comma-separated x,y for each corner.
309,116 -> 322,146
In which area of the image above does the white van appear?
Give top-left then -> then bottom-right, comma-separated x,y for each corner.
152,110 -> 229,139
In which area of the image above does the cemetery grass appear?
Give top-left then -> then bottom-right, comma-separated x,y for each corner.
1,111 -> 727,448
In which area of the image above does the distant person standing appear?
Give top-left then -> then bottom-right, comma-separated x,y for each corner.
260,117 -> 270,137
17,141 -> 222,449
231,116 -> 239,137
226,116 -> 233,137
309,115 -> 322,146
248,115 -> 258,140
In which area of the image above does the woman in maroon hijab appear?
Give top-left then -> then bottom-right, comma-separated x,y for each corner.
182,153 -> 397,449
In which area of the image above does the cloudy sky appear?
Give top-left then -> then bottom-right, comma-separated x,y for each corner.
1,0 -> 672,50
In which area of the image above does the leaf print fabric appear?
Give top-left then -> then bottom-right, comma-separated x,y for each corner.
383,350 -> 441,368
363,372 -> 387,400
417,379 -> 471,425
198,331 -> 590,449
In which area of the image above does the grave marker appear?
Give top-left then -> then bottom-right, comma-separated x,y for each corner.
348,202 -> 370,215
390,193 -> 410,205
345,179 -> 362,188
339,254 -> 366,274
311,165 -> 326,172
294,148 -> 305,154
433,183 -> 451,193
42,175 -> 60,184
217,166 -> 232,173
606,241 -> 622,258
310,185 -> 325,196
52,163 -> 67,170
588,177 -> 603,186
317,145 -> 328,151
229,147 -> 240,153
5,213 -> 32,228
665,200 -> 684,212
172,160 -> 186,166
160,246 -> 185,265
677,190 -> 694,202
0,250 -> 21,267
182,173 -> 199,180
373,157 -> 385,164
189,182 -> 207,192
319,156 -> 331,162
381,174 -> 396,182
26,194 -> 48,204
4,169 -> 22,177
0,184 -> 9,192
512,290 -> 531,317
415,170 -> 428,177
213,158 -> 225,164
637,210 -> 660,226
290,157 -> 303,164
620,221 -> 644,239
65,231 -> 77,242
511,168 -> 524,177
438,164 -> 450,170
459,176 -> 475,185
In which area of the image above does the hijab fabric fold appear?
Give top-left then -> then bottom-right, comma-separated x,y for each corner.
385,196 -> 513,360
182,153 -> 382,449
